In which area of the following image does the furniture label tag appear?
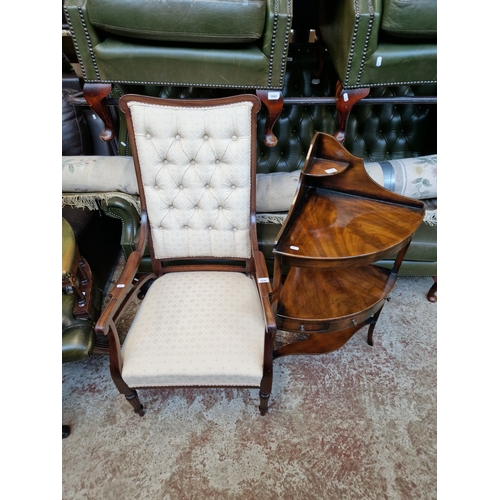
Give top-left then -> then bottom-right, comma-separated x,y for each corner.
268,91 -> 281,100
258,277 -> 270,283
325,167 -> 338,173
290,245 -> 299,250
117,284 -> 125,288
376,56 -> 383,67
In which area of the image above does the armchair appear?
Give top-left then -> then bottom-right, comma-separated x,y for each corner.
63,0 -> 292,147
62,217 -> 98,438
96,94 -> 277,417
318,0 -> 437,141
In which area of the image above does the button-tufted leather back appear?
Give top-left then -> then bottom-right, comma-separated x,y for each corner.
124,98 -> 257,260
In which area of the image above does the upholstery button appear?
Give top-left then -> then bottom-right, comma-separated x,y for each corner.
179,185 -> 184,190
205,184 -> 210,189
169,205 -> 174,209
233,227 -> 237,232
176,134 -> 181,140
204,135 -> 209,140
154,184 -> 159,190
208,226 -> 213,230
194,205 -> 199,209
163,159 -> 168,164
231,185 -> 236,189
190,160 -> 195,165
232,135 -> 237,141
218,206 -> 223,210
183,225 -> 188,229
146,133 -> 151,140
215,159 -> 220,164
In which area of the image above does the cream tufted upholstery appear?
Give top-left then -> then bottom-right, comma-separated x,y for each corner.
96,94 -> 276,417
127,100 -> 254,259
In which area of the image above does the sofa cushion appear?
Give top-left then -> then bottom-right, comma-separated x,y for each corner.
87,0 -> 266,43
381,0 -> 437,39
62,156 -> 138,194
364,155 -> 437,200
256,171 -> 300,212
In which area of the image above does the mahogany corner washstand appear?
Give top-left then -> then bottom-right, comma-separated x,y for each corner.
272,132 -> 425,358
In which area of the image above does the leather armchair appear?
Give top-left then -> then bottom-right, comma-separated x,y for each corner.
319,0 -> 436,89
317,0 -> 437,141
63,0 -> 293,147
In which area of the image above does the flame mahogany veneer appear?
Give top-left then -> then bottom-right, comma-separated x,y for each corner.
272,132 -> 425,357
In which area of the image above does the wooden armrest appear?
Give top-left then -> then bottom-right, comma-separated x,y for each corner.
254,250 -> 277,334
96,211 -> 149,335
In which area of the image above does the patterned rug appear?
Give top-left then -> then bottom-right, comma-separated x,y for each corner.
63,256 -> 437,500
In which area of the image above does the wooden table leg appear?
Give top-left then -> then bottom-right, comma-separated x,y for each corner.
426,276 -> 437,303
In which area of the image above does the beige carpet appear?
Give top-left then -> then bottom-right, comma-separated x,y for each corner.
62,270 -> 437,499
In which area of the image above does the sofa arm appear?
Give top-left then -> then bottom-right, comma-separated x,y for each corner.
319,0 -> 381,87
64,0 -> 104,82
100,196 -> 141,259
261,0 -> 293,88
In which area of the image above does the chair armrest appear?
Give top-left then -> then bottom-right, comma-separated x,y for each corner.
254,250 -> 277,335
96,210 -> 150,335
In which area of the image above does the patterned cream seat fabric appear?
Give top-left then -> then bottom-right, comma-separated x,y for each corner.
96,94 -> 276,417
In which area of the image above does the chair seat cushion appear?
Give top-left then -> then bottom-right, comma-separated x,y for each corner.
381,0 -> 437,39
87,0 -> 266,43
121,271 -> 265,387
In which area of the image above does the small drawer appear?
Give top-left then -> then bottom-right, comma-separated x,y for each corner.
277,317 -> 330,333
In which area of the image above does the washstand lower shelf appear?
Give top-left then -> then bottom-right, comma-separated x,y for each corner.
274,265 -> 397,358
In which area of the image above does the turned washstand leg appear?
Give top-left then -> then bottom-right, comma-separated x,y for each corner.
426,276 -> 437,303
334,82 -> 370,143
83,83 -> 116,142
256,89 -> 284,147
367,307 -> 384,347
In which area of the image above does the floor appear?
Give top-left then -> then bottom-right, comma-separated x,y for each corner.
62,275 -> 437,499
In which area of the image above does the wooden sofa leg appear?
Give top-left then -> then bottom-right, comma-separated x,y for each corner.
426,276 -> 437,303
256,90 -> 284,147
334,82 -> 370,143
83,83 -> 116,142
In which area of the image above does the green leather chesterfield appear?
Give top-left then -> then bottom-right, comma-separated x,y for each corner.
318,0 -> 437,89
63,0 -> 293,146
